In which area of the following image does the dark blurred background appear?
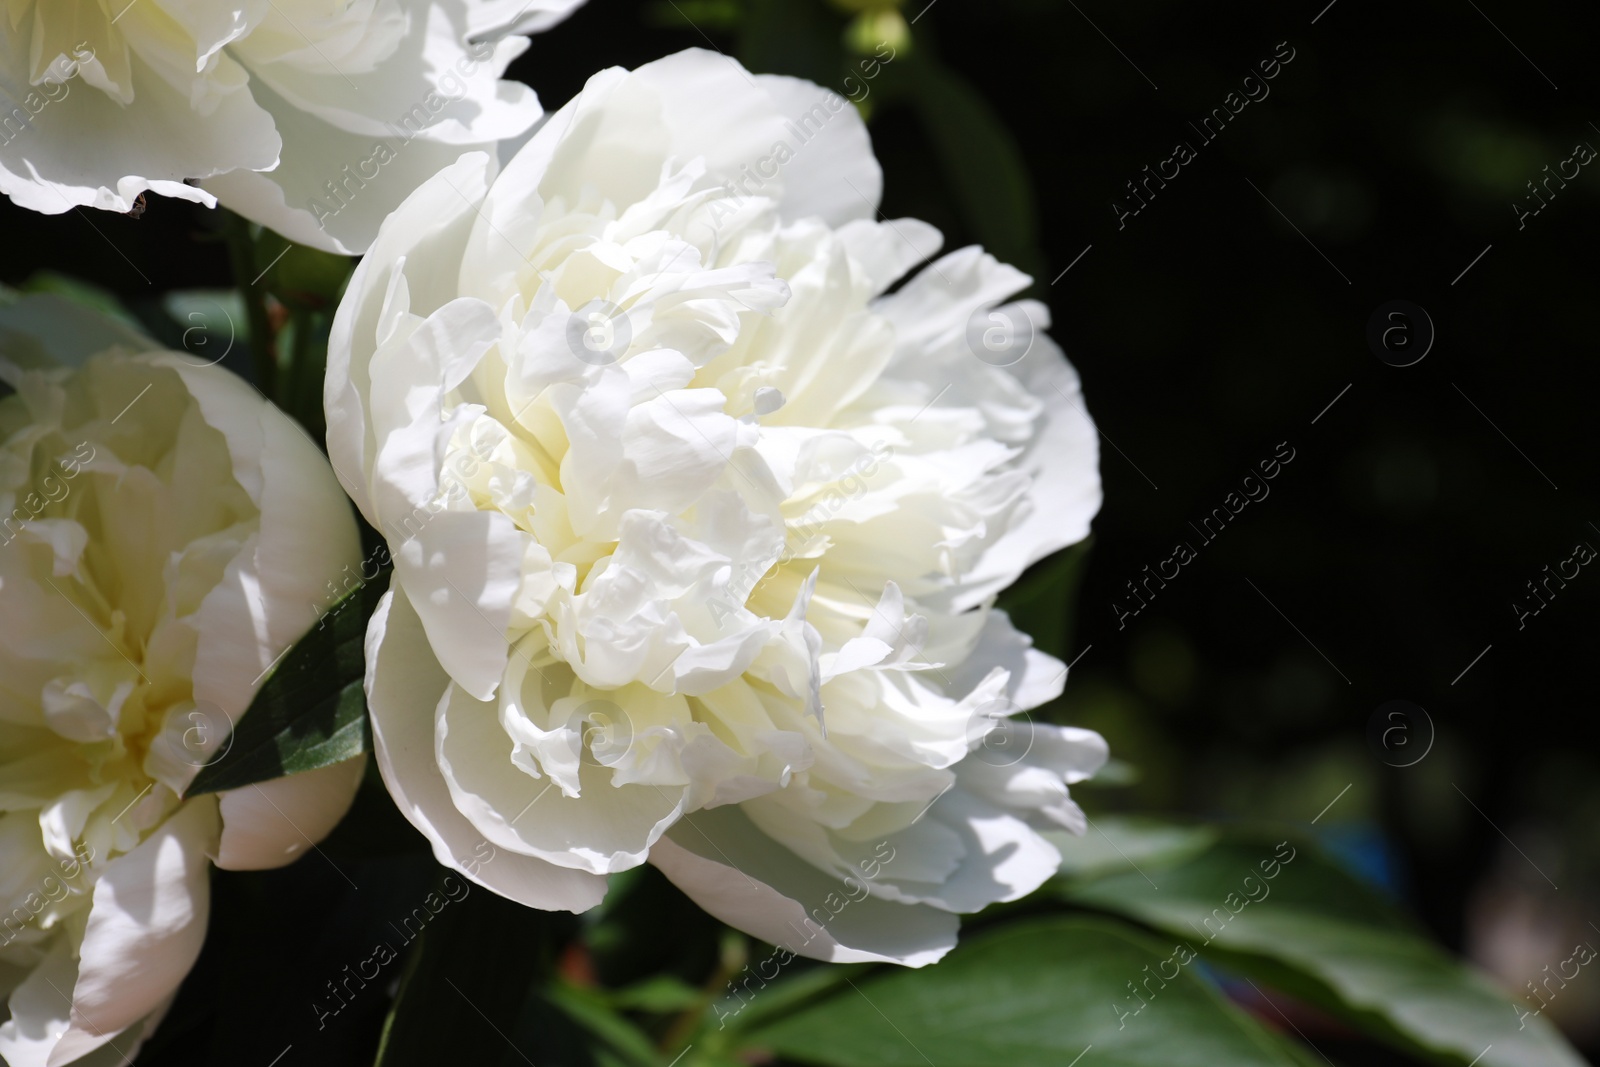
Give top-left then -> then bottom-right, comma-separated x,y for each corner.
4,0 -> 1597,1056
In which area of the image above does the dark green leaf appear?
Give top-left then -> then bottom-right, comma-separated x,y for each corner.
606,975 -> 705,1013
1050,815 -> 1219,884
374,875 -> 578,1067
717,959 -> 869,1034
546,983 -> 665,1067
263,244 -> 354,312
736,0 -> 843,86
185,572 -> 386,795
1063,833 -> 1587,1067
995,540 -> 1092,663
742,915 -> 1303,1067
908,57 -> 1045,284
584,864 -> 724,989
21,271 -> 142,326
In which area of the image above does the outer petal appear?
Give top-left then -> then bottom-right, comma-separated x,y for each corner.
0,942 -> 179,1067
0,940 -> 78,1067
465,0 -> 588,36
240,4 -> 538,148
951,333 -> 1102,610
958,721 -> 1107,832
49,798 -> 219,1066
214,756 -> 366,870
202,75 -> 500,255
0,292 -> 152,374
392,509 -> 523,701
365,584 -> 608,911
939,609 -> 1068,713
834,217 -> 943,297
753,74 -> 881,227
435,679 -> 687,875
650,805 -> 958,966
875,245 -> 1032,354
155,356 -> 363,774
887,790 -> 1063,913
0,44 -> 277,216
492,50 -> 786,226
326,151 -> 492,523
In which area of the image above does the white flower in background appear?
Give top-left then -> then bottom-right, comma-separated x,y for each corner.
328,48 -> 1106,967
0,293 -> 366,1066
0,0 -> 585,254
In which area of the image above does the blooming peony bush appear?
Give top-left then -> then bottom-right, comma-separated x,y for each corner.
0,294 -> 367,1065
327,48 -> 1106,966
0,0 -> 585,253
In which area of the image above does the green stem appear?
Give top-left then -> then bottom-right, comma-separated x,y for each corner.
658,930 -> 746,1054
284,309 -> 328,444
222,212 -> 278,399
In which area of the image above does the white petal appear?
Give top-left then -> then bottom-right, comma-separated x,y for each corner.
155,356 -> 363,757
392,509 -> 524,701
834,218 -> 943,297
939,609 -> 1068,712
214,756 -> 365,870
0,938 -> 77,1067
364,296 -> 501,521
52,798 -> 219,1063
754,74 -> 881,227
201,72 -> 499,255
882,788 -> 1062,913
364,585 -> 608,911
956,721 -> 1107,838
496,50 -> 785,224
950,334 -> 1102,610
435,679 -> 685,874
0,44 -> 276,216
649,804 -> 958,966
465,0 -> 588,36
326,151 -> 493,524
242,4 -> 539,148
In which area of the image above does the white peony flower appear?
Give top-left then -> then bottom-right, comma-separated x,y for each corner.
0,0 -> 584,254
0,293 -> 367,1065
328,48 -> 1106,967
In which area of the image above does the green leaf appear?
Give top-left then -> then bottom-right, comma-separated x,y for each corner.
1049,815 -> 1219,884
718,960 -> 870,1034
1063,832 -> 1588,1067
546,982 -> 665,1067
736,0 -> 843,86
185,572 -> 385,795
263,244 -> 354,312
374,874 -> 578,1067
994,540 -> 1092,663
742,915 -> 1302,1067
21,271 -> 143,327
643,0 -> 742,31
606,975 -> 705,1013
908,57 -> 1045,284
583,864 -> 724,989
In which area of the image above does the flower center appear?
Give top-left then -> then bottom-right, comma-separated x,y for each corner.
0,359 -> 256,940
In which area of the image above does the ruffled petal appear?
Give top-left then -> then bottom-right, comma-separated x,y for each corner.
950,334 -> 1102,611
326,151 -> 493,523
436,677 -> 686,874
365,585 -> 608,911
